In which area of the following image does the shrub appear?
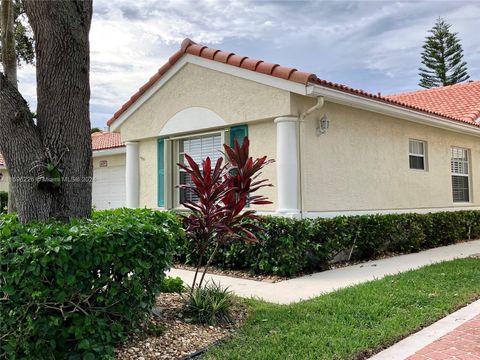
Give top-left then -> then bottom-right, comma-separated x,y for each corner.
184,281 -> 234,325
0,208 -> 182,359
173,210 -> 480,277
178,137 -> 273,292
160,276 -> 185,293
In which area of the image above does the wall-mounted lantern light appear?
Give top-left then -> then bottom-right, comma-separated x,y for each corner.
316,114 -> 330,136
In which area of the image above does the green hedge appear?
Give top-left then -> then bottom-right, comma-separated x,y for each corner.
174,211 -> 480,277
0,208 -> 182,359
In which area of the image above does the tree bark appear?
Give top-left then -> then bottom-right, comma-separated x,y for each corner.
1,0 -> 17,84
0,73 -> 48,222
1,0 -> 19,213
0,0 -> 93,223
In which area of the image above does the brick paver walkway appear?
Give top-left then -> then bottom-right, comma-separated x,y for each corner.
407,314 -> 480,360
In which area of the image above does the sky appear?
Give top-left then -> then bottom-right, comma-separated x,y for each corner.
16,0 -> 480,129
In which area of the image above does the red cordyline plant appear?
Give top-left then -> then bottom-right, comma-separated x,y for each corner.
177,137 -> 273,291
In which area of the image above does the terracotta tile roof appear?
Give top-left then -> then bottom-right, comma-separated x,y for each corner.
91,131 -> 124,151
385,81 -> 480,124
106,38 -> 480,129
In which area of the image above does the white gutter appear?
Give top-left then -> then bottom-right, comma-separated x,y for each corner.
92,146 -> 126,158
306,84 -> 480,137
299,96 -> 324,121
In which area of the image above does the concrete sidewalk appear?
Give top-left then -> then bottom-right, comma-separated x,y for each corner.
169,239 -> 480,304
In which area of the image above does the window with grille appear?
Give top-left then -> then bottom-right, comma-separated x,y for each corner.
451,147 -> 470,202
409,139 -> 426,170
177,133 -> 223,204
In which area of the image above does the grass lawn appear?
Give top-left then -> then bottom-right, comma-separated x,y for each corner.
206,258 -> 480,360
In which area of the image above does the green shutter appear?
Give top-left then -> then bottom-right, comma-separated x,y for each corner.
230,125 -> 250,207
157,138 -> 165,207
230,125 -> 248,147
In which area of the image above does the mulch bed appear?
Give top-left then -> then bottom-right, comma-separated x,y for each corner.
115,293 -> 248,360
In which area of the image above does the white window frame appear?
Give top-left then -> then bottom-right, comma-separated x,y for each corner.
450,146 -> 471,203
171,130 -> 226,208
408,139 -> 427,171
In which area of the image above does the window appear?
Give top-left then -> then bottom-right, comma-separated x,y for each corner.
177,133 -> 223,204
409,139 -> 426,170
451,147 -> 470,202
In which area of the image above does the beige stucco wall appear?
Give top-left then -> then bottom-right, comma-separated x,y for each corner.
92,153 -> 125,169
117,62 -> 480,214
118,63 -> 291,142
299,100 -> 480,213
248,120 -> 277,211
0,169 -> 10,193
116,63 -> 285,210
135,121 -> 278,211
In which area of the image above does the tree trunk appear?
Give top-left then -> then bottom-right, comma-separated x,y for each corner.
1,0 -> 17,85
0,73 -> 49,221
1,0 -> 18,213
0,0 -> 93,223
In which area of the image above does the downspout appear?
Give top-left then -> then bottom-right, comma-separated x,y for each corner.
298,96 -> 324,218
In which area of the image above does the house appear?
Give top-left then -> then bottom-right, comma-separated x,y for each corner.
107,39 -> 479,217
0,132 -> 126,210
90,131 -> 126,209
0,154 -> 9,193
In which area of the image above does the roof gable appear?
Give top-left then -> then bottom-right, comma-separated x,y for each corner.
106,38 -> 480,130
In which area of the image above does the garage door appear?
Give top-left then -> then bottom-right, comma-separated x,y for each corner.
92,165 -> 126,209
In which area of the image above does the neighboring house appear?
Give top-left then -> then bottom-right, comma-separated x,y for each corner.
104,39 -> 480,217
0,132 -> 126,210
91,131 -> 126,209
0,154 -> 10,193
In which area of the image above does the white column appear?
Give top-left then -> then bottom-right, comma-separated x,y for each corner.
274,116 -> 300,217
125,141 -> 139,208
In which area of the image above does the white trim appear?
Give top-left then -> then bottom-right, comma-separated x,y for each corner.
307,84 -> 480,137
173,131 -> 225,207
451,146 -> 471,203
302,206 -> 480,218
187,55 -> 307,95
257,206 -> 480,219
159,107 -> 227,136
109,54 -> 307,132
168,129 -> 226,141
408,139 -> 427,171
92,147 -> 126,157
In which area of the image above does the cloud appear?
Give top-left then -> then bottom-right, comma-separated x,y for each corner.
16,0 -> 480,128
